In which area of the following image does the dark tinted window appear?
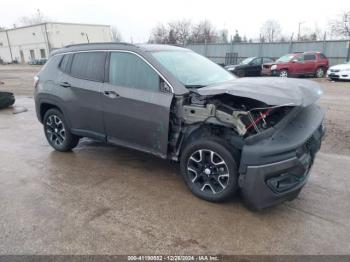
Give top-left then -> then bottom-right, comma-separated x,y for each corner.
263,57 -> 273,63
70,52 -> 106,82
304,54 -> 316,61
59,55 -> 71,73
251,58 -> 262,65
109,52 -> 159,91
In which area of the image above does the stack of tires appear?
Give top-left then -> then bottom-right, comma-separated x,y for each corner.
0,92 -> 15,109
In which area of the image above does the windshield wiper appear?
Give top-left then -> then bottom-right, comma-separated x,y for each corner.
185,84 -> 206,89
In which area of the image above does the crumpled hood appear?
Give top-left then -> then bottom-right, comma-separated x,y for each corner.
196,77 -> 323,107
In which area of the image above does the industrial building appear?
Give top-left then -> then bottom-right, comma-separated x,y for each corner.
0,22 -> 112,63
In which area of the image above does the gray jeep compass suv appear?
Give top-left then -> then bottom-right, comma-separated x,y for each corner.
34,43 -> 325,210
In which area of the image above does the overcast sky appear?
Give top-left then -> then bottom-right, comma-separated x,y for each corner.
1,0 -> 350,42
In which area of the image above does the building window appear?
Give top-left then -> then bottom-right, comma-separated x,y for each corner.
40,49 -> 46,59
30,50 -> 35,60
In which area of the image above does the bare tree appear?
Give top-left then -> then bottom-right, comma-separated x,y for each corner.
17,9 -> 51,26
298,24 -> 323,41
111,26 -> 122,42
260,20 -> 282,42
330,10 -> 350,38
149,23 -> 169,44
189,20 -> 218,44
218,29 -> 229,43
168,19 -> 192,45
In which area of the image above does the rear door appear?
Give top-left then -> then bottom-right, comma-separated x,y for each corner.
303,54 -> 317,73
102,51 -> 173,157
59,52 -> 106,139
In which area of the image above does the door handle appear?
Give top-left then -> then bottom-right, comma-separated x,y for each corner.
104,90 -> 120,99
59,81 -> 71,88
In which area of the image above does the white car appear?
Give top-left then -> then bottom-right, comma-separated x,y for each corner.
327,61 -> 350,80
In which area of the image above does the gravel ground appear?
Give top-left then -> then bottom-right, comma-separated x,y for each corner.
0,65 -> 350,255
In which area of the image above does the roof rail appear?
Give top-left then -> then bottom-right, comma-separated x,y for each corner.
63,42 -> 136,48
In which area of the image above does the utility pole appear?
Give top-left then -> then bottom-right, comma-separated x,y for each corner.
44,23 -> 51,53
297,21 -> 304,41
5,30 -> 13,62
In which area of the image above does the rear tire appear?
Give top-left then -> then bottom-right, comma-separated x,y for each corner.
180,138 -> 239,202
43,108 -> 79,152
315,67 -> 325,78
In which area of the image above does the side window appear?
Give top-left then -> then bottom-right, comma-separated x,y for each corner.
59,54 -> 71,73
70,52 -> 106,82
304,54 -> 316,61
109,52 -> 160,92
295,55 -> 304,61
263,58 -> 273,63
251,58 -> 262,65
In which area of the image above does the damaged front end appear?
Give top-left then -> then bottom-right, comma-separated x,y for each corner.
182,93 -> 295,138
172,77 -> 326,210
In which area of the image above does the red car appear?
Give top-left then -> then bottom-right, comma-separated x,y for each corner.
261,52 -> 329,78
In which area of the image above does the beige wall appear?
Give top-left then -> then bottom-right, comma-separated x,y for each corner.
47,23 -> 112,48
0,23 -> 112,63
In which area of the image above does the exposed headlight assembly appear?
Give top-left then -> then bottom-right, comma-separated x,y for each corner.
271,65 -> 277,70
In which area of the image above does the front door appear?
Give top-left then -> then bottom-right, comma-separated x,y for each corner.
292,54 -> 308,75
247,58 -> 262,76
102,51 -> 173,158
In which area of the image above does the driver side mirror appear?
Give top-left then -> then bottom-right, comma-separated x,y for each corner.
292,59 -> 298,63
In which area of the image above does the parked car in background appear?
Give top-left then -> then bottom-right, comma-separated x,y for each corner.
28,59 -> 48,65
261,52 -> 329,78
327,61 -> 350,81
225,57 -> 274,77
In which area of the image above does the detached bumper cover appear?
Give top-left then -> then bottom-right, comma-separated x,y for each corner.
238,104 -> 325,210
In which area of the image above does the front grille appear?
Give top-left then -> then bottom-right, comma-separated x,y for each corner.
305,137 -> 313,151
331,69 -> 340,73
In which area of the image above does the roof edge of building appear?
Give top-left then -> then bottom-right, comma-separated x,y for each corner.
0,22 -> 111,32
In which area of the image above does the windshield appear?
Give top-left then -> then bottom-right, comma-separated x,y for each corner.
152,50 -> 235,87
240,57 -> 255,64
277,54 -> 295,62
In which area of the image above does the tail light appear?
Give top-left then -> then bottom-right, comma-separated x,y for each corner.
34,75 -> 39,88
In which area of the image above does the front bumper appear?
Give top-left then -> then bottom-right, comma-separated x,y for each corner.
261,68 -> 278,76
327,70 -> 350,80
238,104 -> 325,210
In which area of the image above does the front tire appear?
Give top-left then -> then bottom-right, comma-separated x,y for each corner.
43,108 -> 79,152
236,70 -> 245,77
279,69 -> 288,77
180,138 -> 239,202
